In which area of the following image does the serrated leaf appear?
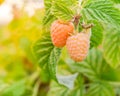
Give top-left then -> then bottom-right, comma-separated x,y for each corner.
66,48 -> 120,82
48,81 -> 69,96
43,0 -> 78,25
44,0 -> 54,11
32,31 -> 61,80
60,0 -> 78,7
82,0 -> 120,27
77,48 -> 108,80
44,0 -> 53,11
86,81 -> 115,96
48,75 -> 83,96
52,1 -> 74,21
67,48 -> 109,80
48,47 -> 61,80
33,32 -> 53,67
43,0 -> 56,25
90,20 -> 103,47
43,10 -> 56,25
103,27 -> 120,68
58,0 -> 78,14
32,31 -> 77,88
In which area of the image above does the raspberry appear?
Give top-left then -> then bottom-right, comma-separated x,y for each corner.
66,32 -> 90,62
51,20 -> 74,48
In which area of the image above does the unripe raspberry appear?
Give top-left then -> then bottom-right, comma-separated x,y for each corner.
51,20 -> 74,48
66,32 -> 90,62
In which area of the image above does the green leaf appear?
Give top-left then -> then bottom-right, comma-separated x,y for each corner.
48,47 -> 61,80
82,0 -> 120,27
103,27 -> 120,68
32,31 -> 61,80
86,81 -> 115,96
48,81 -> 69,96
43,10 -> 56,25
44,0 -> 53,11
67,48 -> 108,80
60,0 -> 78,7
43,0 -> 56,25
1,80 -> 29,96
33,31 -> 53,68
66,48 -> 120,82
48,75 -> 84,96
43,0 -> 78,25
52,0 -> 74,21
32,31 -> 77,88
33,32 -> 77,88
90,20 -> 103,47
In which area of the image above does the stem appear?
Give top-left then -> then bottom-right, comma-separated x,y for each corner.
74,15 -> 81,27
81,24 -> 94,29
32,80 -> 41,96
38,82 -> 50,96
81,23 -> 93,38
28,71 -> 40,86
73,15 -> 81,34
81,0 -> 89,7
77,0 -> 82,14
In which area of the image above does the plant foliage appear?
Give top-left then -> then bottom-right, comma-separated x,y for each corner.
32,0 -> 120,95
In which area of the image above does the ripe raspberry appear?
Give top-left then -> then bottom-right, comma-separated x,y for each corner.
51,20 -> 74,48
66,32 -> 90,62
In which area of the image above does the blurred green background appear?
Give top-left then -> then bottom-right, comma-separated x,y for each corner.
0,1 -> 45,95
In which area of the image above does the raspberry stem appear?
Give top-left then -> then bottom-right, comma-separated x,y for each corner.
73,15 -> 81,27
72,15 -> 81,34
81,23 -> 94,29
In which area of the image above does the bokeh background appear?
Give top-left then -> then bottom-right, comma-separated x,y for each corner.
0,0 -> 46,95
